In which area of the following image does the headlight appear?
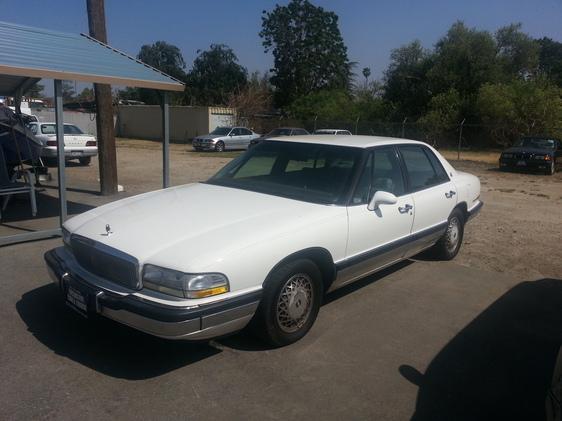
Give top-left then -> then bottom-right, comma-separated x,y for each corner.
502,153 -> 513,159
62,227 -> 71,247
142,264 -> 229,299
534,155 -> 551,160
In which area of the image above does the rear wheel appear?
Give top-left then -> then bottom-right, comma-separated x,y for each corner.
429,209 -> 465,260
79,156 -> 91,166
215,141 -> 225,152
253,259 -> 323,347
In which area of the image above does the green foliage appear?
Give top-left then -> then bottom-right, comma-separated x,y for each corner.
477,79 -> 562,146
418,89 -> 463,140
136,41 -> 187,104
186,44 -> 248,106
383,40 -> 433,119
77,87 -> 94,102
25,83 -> 44,98
260,0 -> 352,107
537,37 -> 562,87
495,23 -> 539,77
61,81 -> 75,102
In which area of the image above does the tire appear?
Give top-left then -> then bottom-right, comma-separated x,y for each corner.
214,141 -> 225,152
430,208 -> 465,260
79,156 -> 91,166
547,160 -> 556,176
253,259 -> 323,347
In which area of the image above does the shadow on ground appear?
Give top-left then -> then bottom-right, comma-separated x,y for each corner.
401,278 -> 562,421
16,283 -> 220,380
0,192 -> 95,223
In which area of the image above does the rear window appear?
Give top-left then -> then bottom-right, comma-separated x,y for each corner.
40,124 -> 84,135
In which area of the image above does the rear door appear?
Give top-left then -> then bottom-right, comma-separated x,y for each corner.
337,147 -> 414,288
238,128 -> 254,149
397,144 -> 456,255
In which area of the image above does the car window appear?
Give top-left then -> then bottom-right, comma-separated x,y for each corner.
399,145 -> 447,192
337,130 -> 352,135
231,128 -> 243,136
352,147 -> 405,204
27,124 -> 38,135
64,125 -> 84,135
240,128 -> 252,136
40,124 -> 84,135
294,129 -> 308,135
424,148 -> 450,182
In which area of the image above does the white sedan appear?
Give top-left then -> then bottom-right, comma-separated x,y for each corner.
45,136 -> 482,346
28,122 -> 98,165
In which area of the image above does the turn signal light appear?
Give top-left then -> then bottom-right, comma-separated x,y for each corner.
86,140 -> 97,147
187,286 -> 229,299
46,140 -> 57,146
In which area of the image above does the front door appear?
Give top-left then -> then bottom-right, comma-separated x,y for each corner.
334,147 -> 414,289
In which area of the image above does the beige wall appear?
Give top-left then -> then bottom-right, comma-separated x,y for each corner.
116,105 -> 235,142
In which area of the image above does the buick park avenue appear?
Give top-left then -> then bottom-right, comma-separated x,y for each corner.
45,136 -> 482,346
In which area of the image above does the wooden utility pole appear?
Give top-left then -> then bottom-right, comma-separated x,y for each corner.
87,0 -> 118,195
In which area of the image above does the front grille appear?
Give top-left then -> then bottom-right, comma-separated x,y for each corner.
70,235 -> 141,290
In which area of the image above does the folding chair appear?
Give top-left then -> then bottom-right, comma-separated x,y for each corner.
0,146 -> 37,220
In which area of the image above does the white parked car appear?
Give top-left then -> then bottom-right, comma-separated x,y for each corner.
45,136 -> 482,346
27,122 -> 98,165
314,129 -> 352,135
192,126 -> 261,152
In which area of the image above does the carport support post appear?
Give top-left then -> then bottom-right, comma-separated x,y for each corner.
162,91 -> 170,188
54,79 -> 67,224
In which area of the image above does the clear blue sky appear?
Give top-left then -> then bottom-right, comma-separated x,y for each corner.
2,0 -> 562,91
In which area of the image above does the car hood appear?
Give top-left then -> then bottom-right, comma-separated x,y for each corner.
503,146 -> 554,154
64,183 -> 333,272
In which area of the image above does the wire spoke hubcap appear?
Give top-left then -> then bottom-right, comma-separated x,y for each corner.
446,217 -> 460,253
276,273 -> 313,333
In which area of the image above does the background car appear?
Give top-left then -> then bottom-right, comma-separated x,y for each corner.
192,126 -> 261,152
314,129 -> 352,135
499,136 -> 561,175
27,122 -> 97,166
249,127 -> 309,148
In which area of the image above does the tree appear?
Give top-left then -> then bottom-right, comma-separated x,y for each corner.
228,71 -> 272,126
186,44 -> 248,106
362,67 -> 371,89
77,87 -> 95,102
495,23 -> 539,78
25,83 -> 44,98
61,81 -> 76,102
537,37 -> 562,87
477,79 -> 562,146
260,0 -> 352,107
383,40 -> 433,119
136,41 -> 186,104
418,88 -> 463,142
428,21 -> 500,102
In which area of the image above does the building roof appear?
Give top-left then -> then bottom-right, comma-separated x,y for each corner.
268,135 -> 422,148
0,21 -> 184,96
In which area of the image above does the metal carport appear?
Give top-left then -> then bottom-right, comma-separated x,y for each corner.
0,21 -> 184,246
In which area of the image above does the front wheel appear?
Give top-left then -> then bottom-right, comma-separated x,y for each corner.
214,141 -> 225,152
547,160 -> 556,175
430,209 -> 465,260
253,259 -> 323,347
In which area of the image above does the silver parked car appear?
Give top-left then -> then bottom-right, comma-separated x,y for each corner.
314,129 -> 352,135
192,127 -> 261,152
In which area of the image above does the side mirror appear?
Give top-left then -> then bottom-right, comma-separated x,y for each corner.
368,191 -> 398,211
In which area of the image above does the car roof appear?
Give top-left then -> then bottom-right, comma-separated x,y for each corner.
315,129 -> 349,131
35,122 -> 75,125
267,135 -> 424,149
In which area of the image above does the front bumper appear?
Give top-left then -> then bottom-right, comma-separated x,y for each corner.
467,200 -> 483,222
192,140 -> 216,150
499,158 -> 551,171
44,247 -> 261,340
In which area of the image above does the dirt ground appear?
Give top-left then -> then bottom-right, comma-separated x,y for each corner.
5,138 -> 561,279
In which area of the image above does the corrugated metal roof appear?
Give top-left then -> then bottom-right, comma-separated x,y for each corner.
0,21 -> 185,95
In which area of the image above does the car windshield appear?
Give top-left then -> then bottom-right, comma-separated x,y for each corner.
267,128 -> 293,136
210,127 -> 232,136
207,141 -> 363,204
40,124 -> 84,135
514,138 -> 556,149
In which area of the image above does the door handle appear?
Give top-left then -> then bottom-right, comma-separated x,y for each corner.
398,204 -> 413,214
445,190 -> 456,199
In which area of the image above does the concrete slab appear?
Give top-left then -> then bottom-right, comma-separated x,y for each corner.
1,238 -> 558,420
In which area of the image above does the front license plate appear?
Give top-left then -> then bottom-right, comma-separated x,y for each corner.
66,285 -> 89,317
70,151 -> 82,156
516,160 -> 526,166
